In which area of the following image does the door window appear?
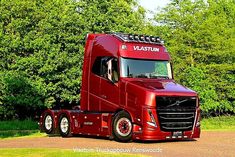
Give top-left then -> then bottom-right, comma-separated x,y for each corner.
92,57 -> 119,83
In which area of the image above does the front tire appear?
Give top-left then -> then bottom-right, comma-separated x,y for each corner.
58,114 -> 71,137
112,111 -> 132,142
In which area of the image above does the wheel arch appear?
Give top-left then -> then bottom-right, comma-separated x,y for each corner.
57,110 -> 73,125
114,109 -> 134,123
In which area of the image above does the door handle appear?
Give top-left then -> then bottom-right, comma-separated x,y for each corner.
101,95 -> 107,99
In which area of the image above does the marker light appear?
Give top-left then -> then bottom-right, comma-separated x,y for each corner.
113,33 -> 164,45
128,34 -> 134,40
196,121 -> 200,127
150,36 -> 156,42
121,44 -> 127,50
156,37 -> 161,42
139,35 -> 145,41
134,35 -> 139,41
145,36 -> 150,42
123,35 -> 129,40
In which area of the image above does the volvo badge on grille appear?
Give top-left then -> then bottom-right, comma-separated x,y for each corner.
167,99 -> 187,108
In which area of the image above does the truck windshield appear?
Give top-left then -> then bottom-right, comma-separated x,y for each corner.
120,58 -> 172,79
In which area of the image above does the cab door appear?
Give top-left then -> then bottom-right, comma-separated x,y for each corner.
100,57 -> 120,112
88,57 -> 102,111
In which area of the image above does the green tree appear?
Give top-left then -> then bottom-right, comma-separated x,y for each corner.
0,0 -> 146,119
154,0 -> 235,116
0,71 -> 45,119
77,0 -> 146,33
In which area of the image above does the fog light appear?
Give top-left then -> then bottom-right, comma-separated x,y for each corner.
196,121 -> 200,127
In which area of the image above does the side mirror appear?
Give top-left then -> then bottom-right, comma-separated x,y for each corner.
106,58 -> 118,84
112,70 -> 119,83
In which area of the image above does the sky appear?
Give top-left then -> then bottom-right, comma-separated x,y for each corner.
139,0 -> 170,18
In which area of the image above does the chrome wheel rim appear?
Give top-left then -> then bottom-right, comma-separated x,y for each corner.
45,115 -> 53,130
60,117 -> 69,133
116,118 -> 132,136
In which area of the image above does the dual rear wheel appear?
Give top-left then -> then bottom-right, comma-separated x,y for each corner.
43,113 -> 71,137
43,113 -> 53,134
58,114 -> 71,137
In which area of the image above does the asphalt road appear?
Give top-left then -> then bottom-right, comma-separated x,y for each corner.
0,131 -> 235,157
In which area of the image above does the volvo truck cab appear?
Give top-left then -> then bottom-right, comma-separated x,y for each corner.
40,33 -> 200,142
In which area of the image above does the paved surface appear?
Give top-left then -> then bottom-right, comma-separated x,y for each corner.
0,131 -> 235,157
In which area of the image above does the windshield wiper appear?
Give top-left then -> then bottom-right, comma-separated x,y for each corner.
135,74 -> 148,78
150,75 -> 169,79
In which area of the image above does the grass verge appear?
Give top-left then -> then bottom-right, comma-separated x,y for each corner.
0,119 -> 38,131
0,148 -> 145,157
201,115 -> 235,131
0,119 -> 44,139
0,130 -> 46,139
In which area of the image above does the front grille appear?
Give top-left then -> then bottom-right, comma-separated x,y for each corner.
156,97 -> 196,131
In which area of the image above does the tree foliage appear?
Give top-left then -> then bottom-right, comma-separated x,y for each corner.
155,0 -> 235,116
0,0 -> 145,119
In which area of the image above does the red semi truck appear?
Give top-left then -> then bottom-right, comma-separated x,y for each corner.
39,33 -> 201,142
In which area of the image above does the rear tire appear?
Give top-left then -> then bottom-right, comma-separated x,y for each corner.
112,111 -> 132,142
43,113 -> 54,134
58,114 -> 71,137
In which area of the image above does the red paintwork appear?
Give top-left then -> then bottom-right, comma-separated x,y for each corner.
40,33 -> 201,141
